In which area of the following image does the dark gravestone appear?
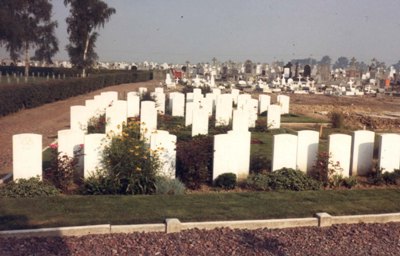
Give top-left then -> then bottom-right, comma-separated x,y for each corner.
304,65 -> 311,77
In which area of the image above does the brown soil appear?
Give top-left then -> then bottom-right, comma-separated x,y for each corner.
1,86 -> 399,175
1,223 -> 400,255
0,80 -> 159,175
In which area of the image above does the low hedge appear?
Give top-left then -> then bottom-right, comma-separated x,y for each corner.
0,70 -> 152,117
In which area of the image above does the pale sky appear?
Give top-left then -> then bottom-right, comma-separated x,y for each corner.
4,0 -> 400,65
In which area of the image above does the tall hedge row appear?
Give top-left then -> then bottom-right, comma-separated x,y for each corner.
0,70 -> 152,117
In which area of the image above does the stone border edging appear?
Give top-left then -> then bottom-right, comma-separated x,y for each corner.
1,212 -> 400,238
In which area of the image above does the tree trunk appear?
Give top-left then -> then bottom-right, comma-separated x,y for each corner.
82,34 -> 90,78
24,41 -> 30,77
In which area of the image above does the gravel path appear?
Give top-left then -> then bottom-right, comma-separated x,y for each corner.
0,80 -> 159,175
1,223 -> 400,255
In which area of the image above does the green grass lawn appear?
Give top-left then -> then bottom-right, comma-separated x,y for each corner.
1,189 -> 400,230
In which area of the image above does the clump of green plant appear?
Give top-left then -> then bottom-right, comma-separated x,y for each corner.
83,119 -> 160,195
311,151 -> 344,187
252,118 -> 269,132
244,173 -> 272,191
0,177 -> 59,198
81,169 -> 118,195
382,169 -> 400,185
244,168 -> 321,191
154,176 -> 186,195
176,135 -> 214,189
87,114 -> 107,133
44,143 -> 83,193
214,173 -> 237,190
342,176 -> 358,188
330,111 -> 345,129
250,155 -> 271,174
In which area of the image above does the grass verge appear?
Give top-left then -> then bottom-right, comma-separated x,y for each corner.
1,189 -> 400,230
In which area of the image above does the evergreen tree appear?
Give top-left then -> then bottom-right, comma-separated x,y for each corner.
64,0 -> 116,77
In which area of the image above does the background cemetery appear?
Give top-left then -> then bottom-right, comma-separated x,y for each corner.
7,70 -> 400,196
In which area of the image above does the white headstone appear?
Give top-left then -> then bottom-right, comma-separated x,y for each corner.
70,105 -> 88,133
212,88 -> 221,95
150,130 -> 177,178
100,91 -> 118,103
154,92 -> 166,115
13,134 -> 42,180
155,87 -> 164,93
193,88 -> 202,95
106,100 -> 127,136
247,99 -> 259,128
85,99 -> 102,119
205,93 -> 216,114
185,102 -> 194,127
127,92 -> 140,118
58,129 -> 85,158
140,101 -> 158,142
138,87 -> 148,97
84,134 -> 107,178
258,94 -> 271,115
213,134 -> 231,180
296,130 -> 319,174
171,92 -> 185,117
277,95 -> 290,114
232,109 -> 249,132
192,106 -> 209,137
227,131 -> 251,179
231,88 -> 240,105
267,105 -> 281,129
272,134 -> 298,171
215,94 -> 233,126
378,133 -> 400,173
329,134 -> 352,177
237,94 -> 251,110
351,130 -> 375,176
186,92 -> 194,103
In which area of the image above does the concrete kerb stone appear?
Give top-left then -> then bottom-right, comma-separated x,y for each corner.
1,213 -> 400,237
0,224 -> 111,238
111,224 -> 165,234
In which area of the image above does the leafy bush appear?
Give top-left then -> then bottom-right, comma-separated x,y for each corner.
0,70 -> 152,117
82,119 -> 159,195
268,168 -> 322,191
154,176 -> 186,195
176,135 -> 214,189
44,143 -> 83,193
310,151 -> 344,187
99,120 -> 160,195
253,118 -> 269,132
81,169 -> 119,195
87,114 -> 107,134
342,176 -> 358,188
0,177 -> 59,198
330,111 -> 344,129
250,155 -> 271,174
382,169 -> 400,185
244,173 -> 272,191
244,168 -> 321,191
214,173 -> 237,190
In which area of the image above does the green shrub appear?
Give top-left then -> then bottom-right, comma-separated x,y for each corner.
0,70 -> 152,117
87,114 -> 107,134
250,155 -> 271,174
154,176 -> 186,195
81,169 -> 119,195
214,173 -> 237,190
382,169 -> 400,185
99,120 -> 160,195
43,144 -> 83,193
0,177 -> 59,198
268,168 -> 322,191
253,118 -> 269,132
244,173 -> 272,191
342,176 -> 358,188
244,168 -> 321,191
176,135 -> 214,189
330,111 -> 344,129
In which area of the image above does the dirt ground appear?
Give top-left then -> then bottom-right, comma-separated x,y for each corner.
1,84 -> 399,175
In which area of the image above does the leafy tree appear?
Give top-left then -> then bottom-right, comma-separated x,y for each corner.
64,0 -> 116,77
319,55 -> 331,66
0,0 -> 58,76
333,56 -> 349,69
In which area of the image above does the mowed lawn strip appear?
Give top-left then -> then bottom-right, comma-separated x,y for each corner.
1,189 -> 400,230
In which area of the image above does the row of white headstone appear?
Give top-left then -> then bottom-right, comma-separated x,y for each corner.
13,129 -> 400,182
272,130 -> 400,176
